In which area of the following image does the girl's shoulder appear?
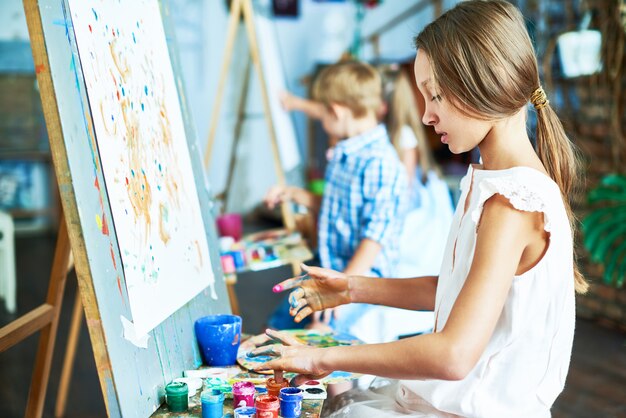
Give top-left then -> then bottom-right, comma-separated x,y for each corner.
468,165 -> 564,231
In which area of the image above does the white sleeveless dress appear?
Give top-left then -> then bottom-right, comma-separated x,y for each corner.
327,165 -> 576,418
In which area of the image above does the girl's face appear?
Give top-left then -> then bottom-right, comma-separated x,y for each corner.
414,51 -> 492,154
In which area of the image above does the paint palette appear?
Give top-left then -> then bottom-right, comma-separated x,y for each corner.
298,380 -> 327,400
220,228 -> 313,273
236,329 -> 363,384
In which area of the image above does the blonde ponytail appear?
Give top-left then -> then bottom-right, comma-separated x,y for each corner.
534,93 -> 588,294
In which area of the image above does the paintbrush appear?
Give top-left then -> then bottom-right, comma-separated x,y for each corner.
272,272 -> 310,293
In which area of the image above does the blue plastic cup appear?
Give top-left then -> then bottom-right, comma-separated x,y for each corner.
194,314 -> 242,366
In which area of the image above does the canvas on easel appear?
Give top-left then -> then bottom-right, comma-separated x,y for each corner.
22,0 -> 231,416
67,0 -> 216,336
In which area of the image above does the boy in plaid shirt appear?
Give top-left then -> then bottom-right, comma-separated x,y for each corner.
264,61 -> 407,337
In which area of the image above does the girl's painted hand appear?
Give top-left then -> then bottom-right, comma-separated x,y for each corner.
249,329 -> 330,385
272,264 -> 351,323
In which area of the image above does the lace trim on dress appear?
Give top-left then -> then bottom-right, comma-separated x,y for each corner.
471,176 -> 553,233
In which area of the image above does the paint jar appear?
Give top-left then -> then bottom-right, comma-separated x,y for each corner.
255,394 -> 280,418
201,388 -> 224,418
165,381 -> 188,412
229,250 -> 246,269
279,387 -> 303,418
194,314 -> 242,366
233,405 -> 257,418
216,213 -> 243,241
232,380 -> 256,408
265,376 -> 289,397
220,254 -> 236,275
219,236 -> 236,253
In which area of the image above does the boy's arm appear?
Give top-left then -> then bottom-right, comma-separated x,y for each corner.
280,91 -> 326,120
343,238 -> 381,276
264,185 -> 321,213
290,187 -> 322,213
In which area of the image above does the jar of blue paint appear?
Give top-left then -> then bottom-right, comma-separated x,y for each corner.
279,387 -> 303,417
201,388 -> 224,418
233,405 -> 256,417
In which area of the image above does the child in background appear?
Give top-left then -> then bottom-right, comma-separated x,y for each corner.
253,1 -> 588,416
280,66 -> 455,340
381,67 -> 453,278
265,61 -> 407,337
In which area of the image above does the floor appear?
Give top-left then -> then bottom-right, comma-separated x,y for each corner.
0,233 -> 625,417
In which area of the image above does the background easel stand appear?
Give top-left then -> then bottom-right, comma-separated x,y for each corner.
203,0 -> 295,232
0,3 -> 80,417
203,0 -> 303,312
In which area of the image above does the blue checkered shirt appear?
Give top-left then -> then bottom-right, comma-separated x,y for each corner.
318,124 -> 407,277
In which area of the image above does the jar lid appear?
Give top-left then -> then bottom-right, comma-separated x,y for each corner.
279,387 -> 303,400
165,382 -> 188,396
255,394 -> 279,409
201,388 -> 224,403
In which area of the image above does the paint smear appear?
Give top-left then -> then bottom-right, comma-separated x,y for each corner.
158,203 -> 170,244
110,244 -> 117,269
101,213 -> 110,235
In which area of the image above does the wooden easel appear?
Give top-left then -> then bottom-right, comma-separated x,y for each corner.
203,0 -> 308,313
0,215 -> 72,418
203,0 -> 295,232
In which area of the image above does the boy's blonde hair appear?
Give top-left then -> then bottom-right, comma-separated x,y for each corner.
312,61 -> 382,118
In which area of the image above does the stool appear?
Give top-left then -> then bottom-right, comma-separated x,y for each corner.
0,210 -> 16,313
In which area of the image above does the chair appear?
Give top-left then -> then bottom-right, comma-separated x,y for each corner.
0,210 -> 16,313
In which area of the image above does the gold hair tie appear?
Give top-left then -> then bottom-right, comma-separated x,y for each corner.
530,86 -> 549,110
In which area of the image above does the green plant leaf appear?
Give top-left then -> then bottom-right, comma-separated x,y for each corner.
582,174 -> 626,288
588,189 -> 626,204
600,174 -> 626,189
583,213 -> 626,256
582,207 -> 626,234
605,239 -> 626,287
592,224 -> 626,263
